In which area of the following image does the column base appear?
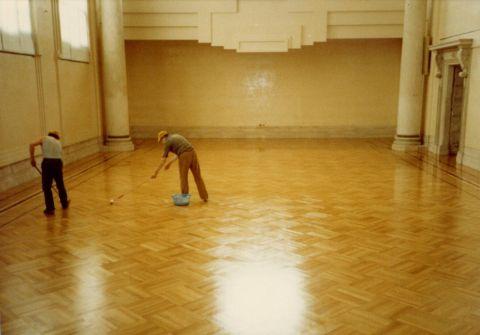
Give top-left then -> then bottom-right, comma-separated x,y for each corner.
391,135 -> 421,152
104,137 -> 135,152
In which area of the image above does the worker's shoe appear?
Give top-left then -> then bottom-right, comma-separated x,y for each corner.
43,209 -> 55,216
62,199 -> 70,209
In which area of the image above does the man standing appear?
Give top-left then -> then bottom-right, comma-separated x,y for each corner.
151,131 -> 208,202
30,131 -> 69,215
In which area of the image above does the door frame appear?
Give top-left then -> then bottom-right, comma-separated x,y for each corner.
428,39 -> 472,163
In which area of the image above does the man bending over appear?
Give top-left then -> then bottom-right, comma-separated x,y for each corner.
151,131 -> 208,202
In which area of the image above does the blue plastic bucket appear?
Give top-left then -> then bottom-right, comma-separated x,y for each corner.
172,194 -> 191,206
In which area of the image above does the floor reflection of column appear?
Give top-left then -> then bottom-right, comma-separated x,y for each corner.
74,255 -> 106,328
216,262 -> 306,335
393,163 -> 412,230
392,162 -> 428,234
213,200 -> 308,335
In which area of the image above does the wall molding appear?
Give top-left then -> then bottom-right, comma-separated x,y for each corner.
0,137 -> 102,192
131,126 -> 396,139
427,39 -> 473,163
430,39 -> 473,78
61,137 -> 103,164
425,135 -> 480,173
457,146 -> 480,171
123,0 -> 404,52
428,143 -> 449,156
0,146 -> 30,169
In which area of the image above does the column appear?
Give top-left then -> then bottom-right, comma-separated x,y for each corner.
392,0 -> 427,151
100,0 -> 134,151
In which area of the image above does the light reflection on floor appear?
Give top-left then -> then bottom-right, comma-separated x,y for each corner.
74,253 -> 106,319
3,140 -> 480,333
216,262 -> 306,335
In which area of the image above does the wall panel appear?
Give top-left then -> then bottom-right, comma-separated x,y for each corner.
126,39 -> 402,138
123,0 -> 404,52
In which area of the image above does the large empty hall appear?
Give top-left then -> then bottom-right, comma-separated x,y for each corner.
1,0 -> 480,334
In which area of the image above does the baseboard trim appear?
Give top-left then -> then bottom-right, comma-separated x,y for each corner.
131,126 -> 396,139
0,137 -> 102,192
428,143 -> 449,155
458,146 -> 480,171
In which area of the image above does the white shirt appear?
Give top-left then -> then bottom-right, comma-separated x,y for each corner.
42,136 -> 62,159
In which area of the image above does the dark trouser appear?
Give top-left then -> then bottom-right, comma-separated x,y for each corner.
42,159 -> 68,211
178,150 -> 208,200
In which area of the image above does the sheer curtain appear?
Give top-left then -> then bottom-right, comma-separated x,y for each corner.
0,0 -> 35,54
58,0 -> 90,61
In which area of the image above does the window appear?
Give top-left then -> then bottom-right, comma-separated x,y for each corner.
58,0 -> 90,62
0,0 -> 35,55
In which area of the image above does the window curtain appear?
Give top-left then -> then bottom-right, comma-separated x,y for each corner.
0,0 -> 35,54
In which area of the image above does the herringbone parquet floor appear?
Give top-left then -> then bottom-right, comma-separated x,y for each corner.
1,139 -> 480,334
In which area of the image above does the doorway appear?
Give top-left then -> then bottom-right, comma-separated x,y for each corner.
446,65 -> 464,156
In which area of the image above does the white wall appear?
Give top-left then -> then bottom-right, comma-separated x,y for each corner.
126,39 -> 401,138
424,0 -> 480,171
0,0 -> 103,191
123,0 -> 404,51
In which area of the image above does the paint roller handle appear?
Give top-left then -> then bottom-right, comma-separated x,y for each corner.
151,157 -> 168,178
164,156 -> 177,170
30,158 -> 37,167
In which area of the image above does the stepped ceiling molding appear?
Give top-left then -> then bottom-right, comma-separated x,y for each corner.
123,0 -> 404,52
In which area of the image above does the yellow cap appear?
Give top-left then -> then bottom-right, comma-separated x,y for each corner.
157,130 -> 168,143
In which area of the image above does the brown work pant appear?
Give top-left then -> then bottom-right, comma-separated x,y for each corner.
178,150 -> 208,200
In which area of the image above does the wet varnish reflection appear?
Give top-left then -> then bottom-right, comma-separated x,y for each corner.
1,139 -> 480,334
